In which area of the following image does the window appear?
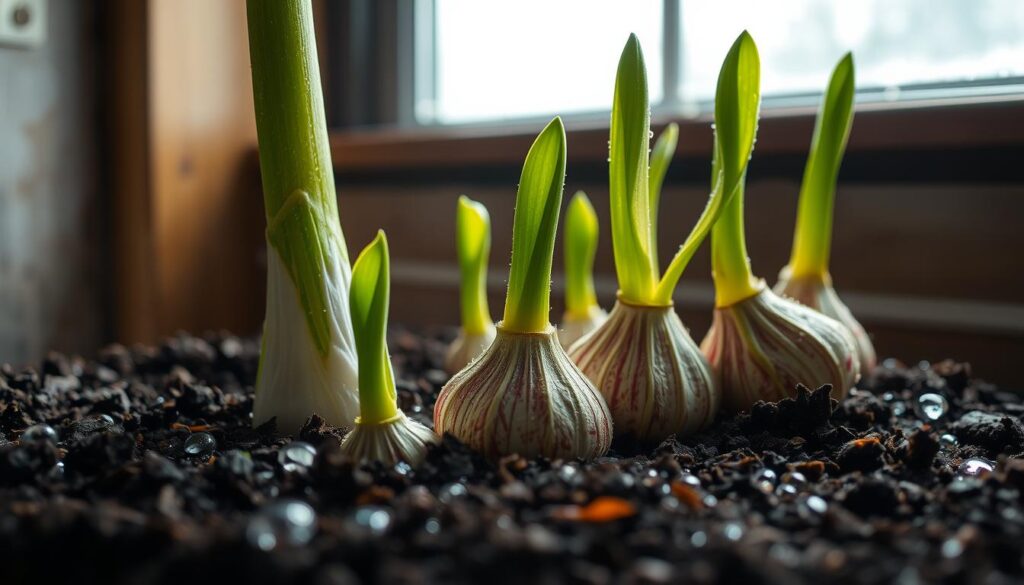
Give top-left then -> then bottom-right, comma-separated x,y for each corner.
414,0 -> 1024,125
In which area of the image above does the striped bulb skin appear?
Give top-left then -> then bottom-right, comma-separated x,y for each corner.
774,267 -> 877,374
434,324 -> 613,460
568,300 -> 718,443
701,285 -> 860,412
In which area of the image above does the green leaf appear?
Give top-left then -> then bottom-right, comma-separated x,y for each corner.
788,52 -> 856,278
350,230 -> 398,424
648,123 -> 679,266
456,196 -> 493,335
609,33 -> 658,303
654,31 -> 761,304
564,191 -> 600,317
502,117 -> 567,333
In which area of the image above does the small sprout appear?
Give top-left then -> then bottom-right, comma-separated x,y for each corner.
435,118 -> 613,460
444,196 -> 497,374
571,33 -> 763,442
340,232 -> 439,466
248,0 -> 358,432
775,53 -> 877,372
700,38 -> 860,412
559,191 -> 608,348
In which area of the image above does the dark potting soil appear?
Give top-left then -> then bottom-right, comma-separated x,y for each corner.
1,330 -> 1023,585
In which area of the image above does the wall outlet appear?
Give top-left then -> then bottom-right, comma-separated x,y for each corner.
0,0 -> 46,49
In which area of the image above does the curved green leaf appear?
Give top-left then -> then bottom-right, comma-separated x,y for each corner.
648,123 -> 679,266
564,191 -> 600,317
350,230 -> 397,424
502,117 -> 567,333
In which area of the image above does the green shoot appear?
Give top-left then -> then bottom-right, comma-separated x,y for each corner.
705,32 -> 764,308
502,117 -> 568,334
248,0 -> 346,357
456,196 -> 493,335
607,32 -> 761,307
788,53 -> 856,279
609,34 -> 658,303
648,123 -> 679,266
564,191 -> 600,319
350,231 -> 398,425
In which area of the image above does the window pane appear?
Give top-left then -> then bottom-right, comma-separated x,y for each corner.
424,0 -> 663,124
680,0 -> 1024,104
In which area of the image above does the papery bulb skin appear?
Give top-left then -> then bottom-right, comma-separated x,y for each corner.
434,324 -> 613,460
774,267 -> 877,373
701,284 -> 860,412
255,246 -> 359,433
568,300 -> 717,442
444,324 -> 497,375
339,411 -> 439,466
558,306 -> 608,349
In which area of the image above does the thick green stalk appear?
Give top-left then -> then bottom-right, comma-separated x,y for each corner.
788,53 -> 856,279
350,231 -> 398,425
564,191 -> 600,318
609,33 -> 658,303
248,0 -> 347,357
456,196 -> 492,335
502,117 -> 567,333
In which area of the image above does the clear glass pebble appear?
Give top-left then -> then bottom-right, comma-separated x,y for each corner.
183,432 -> 216,456
278,441 -> 316,472
915,393 -> 949,421
723,522 -> 744,541
354,506 -> 393,535
679,472 -> 701,488
957,458 -> 995,478
750,468 -> 777,494
21,424 -> 58,444
939,434 -> 959,449
246,500 -> 317,551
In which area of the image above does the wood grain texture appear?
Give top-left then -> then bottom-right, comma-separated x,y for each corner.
107,0 -> 264,344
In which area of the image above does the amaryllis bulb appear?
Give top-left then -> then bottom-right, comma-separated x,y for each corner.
701,283 -> 860,412
444,324 -> 496,375
774,267 -> 877,372
569,300 -> 717,442
339,411 -> 439,466
435,325 -> 613,460
558,306 -> 608,349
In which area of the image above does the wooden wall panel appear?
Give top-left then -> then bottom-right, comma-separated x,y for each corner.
338,179 -> 1024,387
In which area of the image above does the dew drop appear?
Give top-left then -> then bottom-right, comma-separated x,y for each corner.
246,500 -> 317,551
957,458 -> 994,478
690,530 -> 708,548
723,522 -> 744,541
183,432 -> 216,456
914,393 -> 949,421
939,433 -> 959,450
21,424 -> 58,444
354,506 -> 393,535
750,468 -> 777,494
679,472 -> 701,488
277,441 -> 316,472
